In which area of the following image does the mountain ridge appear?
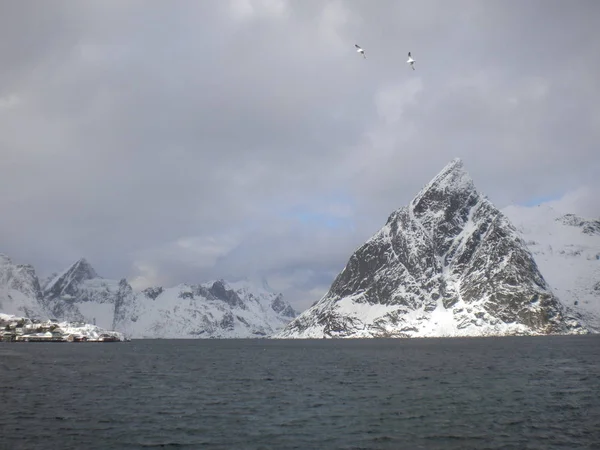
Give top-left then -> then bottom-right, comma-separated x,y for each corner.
0,255 -> 298,338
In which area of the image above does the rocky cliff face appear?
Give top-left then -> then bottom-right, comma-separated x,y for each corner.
276,158 -> 588,338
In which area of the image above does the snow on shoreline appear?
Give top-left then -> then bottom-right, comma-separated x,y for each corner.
0,312 -> 125,342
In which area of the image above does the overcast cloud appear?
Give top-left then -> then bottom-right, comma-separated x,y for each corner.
1,0 -> 598,311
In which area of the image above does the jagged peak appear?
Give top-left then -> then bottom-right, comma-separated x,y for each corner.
413,157 -> 473,198
71,257 -> 97,275
55,258 -> 98,281
201,277 -> 277,297
208,278 -> 227,289
0,254 -> 39,278
408,158 -> 480,220
425,157 -> 466,184
43,257 -> 99,297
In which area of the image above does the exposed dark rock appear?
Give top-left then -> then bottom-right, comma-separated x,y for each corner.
558,214 -> 600,235
209,280 -> 245,309
271,294 -> 297,318
143,286 -> 163,300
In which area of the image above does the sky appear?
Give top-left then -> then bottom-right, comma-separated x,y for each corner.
1,0 -> 599,312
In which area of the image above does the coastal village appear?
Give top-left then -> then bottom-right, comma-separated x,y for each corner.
0,314 -> 124,343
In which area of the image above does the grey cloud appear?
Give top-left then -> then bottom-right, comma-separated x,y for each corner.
0,0 -> 598,310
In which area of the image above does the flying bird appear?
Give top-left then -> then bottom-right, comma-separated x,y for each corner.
355,44 -> 366,59
407,51 -> 415,70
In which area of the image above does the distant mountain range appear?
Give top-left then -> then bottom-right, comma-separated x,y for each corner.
0,254 -> 297,339
2,158 -> 598,339
276,158 -> 598,338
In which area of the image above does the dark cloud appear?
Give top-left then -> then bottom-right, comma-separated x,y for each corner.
1,0 -> 598,310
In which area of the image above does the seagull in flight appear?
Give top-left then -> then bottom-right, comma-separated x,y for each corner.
407,51 -> 415,70
355,44 -> 366,59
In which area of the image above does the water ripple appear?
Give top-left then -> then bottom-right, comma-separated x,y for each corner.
1,335 -> 599,449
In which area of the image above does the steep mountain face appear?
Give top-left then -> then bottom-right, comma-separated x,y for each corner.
114,279 -> 298,338
42,258 -> 120,329
0,253 -> 297,338
44,258 -> 98,298
112,279 -> 141,335
0,254 -> 47,319
502,205 -> 600,331
277,158 -> 588,339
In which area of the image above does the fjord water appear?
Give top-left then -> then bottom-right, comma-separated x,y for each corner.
1,336 -> 599,450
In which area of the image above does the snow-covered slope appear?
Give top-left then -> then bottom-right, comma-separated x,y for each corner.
0,254 -> 47,319
502,205 -> 600,331
114,279 -> 298,338
276,158 -> 588,339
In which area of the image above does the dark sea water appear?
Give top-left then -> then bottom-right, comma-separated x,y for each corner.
1,336 -> 600,450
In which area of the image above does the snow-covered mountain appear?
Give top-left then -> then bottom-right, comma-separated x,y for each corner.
42,258 -> 122,329
0,254 -> 47,319
502,205 -> 600,331
115,279 -> 298,338
276,158 -> 588,339
0,255 -> 298,338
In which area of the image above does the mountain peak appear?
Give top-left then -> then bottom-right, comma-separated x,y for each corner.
427,157 -> 466,182
43,257 -> 99,299
277,157 -> 587,339
404,158 -> 481,241
444,157 -> 463,170
71,258 -> 98,277
411,158 -> 474,210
